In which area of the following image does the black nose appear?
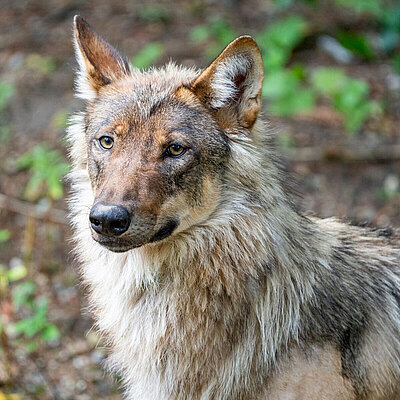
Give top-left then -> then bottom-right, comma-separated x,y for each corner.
89,202 -> 131,236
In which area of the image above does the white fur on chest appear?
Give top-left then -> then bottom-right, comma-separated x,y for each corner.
69,168 -> 313,399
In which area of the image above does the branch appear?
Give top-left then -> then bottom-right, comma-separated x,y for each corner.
0,193 -> 67,225
282,144 -> 400,163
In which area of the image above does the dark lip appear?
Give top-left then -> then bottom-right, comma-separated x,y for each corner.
90,219 -> 178,252
91,235 -> 142,253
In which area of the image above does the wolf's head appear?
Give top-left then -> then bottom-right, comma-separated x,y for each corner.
72,16 -> 264,252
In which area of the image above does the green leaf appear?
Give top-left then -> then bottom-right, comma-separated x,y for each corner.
35,298 -> 48,318
269,88 -> 315,116
333,80 -> 369,111
342,102 -> 374,133
12,281 -> 36,308
25,342 -> 37,353
190,25 -> 210,43
41,324 -> 60,342
263,46 -> 288,71
311,68 -> 348,96
7,265 -> 27,282
0,229 -> 10,243
211,18 -> 236,44
132,43 -> 163,69
263,69 -> 300,98
312,67 -> 376,133
336,31 -> 374,60
263,67 -> 315,116
13,318 -> 36,337
17,143 -> 69,201
257,16 -> 308,69
13,299 -> 49,339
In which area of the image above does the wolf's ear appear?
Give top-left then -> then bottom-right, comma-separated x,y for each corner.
73,15 -> 130,100
191,36 -> 264,129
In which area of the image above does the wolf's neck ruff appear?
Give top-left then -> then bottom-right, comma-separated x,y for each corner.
69,118 -> 325,398
69,16 -> 400,400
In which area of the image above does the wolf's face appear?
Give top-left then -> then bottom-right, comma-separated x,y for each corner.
73,16 -> 263,252
85,82 -> 230,251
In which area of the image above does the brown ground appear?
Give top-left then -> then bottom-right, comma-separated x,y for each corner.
0,0 -> 399,399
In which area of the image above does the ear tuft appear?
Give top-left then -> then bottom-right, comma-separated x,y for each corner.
73,15 -> 130,100
191,36 -> 264,129
210,54 -> 251,109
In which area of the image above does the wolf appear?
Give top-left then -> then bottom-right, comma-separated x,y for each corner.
68,15 -> 400,400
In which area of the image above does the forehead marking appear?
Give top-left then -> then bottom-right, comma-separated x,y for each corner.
154,129 -> 168,146
113,124 -> 129,136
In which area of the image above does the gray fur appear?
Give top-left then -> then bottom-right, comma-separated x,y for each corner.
68,17 -> 400,400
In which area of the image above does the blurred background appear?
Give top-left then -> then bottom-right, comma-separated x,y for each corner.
0,0 -> 399,398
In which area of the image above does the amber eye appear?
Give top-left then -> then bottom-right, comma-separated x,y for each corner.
167,144 -> 186,157
99,136 -> 114,150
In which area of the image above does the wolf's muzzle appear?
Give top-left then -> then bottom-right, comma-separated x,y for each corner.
89,202 -> 131,237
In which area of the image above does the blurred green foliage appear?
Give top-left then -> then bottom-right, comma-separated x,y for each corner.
0,264 -> 26,300
336,31 -> 374,60
263,66 -> 315,116
137,4 -> 172,23
1,230 -> 59,354
392,55 -> 400,74
257,17 -> 315,116
334,0 -> 383,15
0,81 -> 14,142
12,294 -> 60,353
51,110 -> 70,132
25,54 -> 56,76
277,132 -> 297,148
17,144 -> 70,201
190,17 -> 236,59
311,68 -> 380,133
380,4 -> 400,52
189,0 -> 395,133
256,16 -> 307,71
274,0 -> 400,56
0,82 -> 14,110
132,42 -> 164,69
0,264 -> 60,353
0,229 -> 10,243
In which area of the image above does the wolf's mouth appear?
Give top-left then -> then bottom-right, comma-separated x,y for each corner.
149,220 -> 178,243
91,219 -> 179,253
92,236 -> 140,253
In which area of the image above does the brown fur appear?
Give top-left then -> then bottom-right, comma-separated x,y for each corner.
68,16 -> 400,400
265,344 -> 356,399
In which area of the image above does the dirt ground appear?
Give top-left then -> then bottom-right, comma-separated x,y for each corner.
0,0 -> 399,399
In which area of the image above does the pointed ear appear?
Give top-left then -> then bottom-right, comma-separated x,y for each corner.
73,15 -> 130,100
191,36 -> 264,129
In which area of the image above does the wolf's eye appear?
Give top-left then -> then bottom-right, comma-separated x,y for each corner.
99,136 -> 114,150
167,144 -> 186,157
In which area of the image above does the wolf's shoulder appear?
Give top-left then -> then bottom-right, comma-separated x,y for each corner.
311,216 -> 399,245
